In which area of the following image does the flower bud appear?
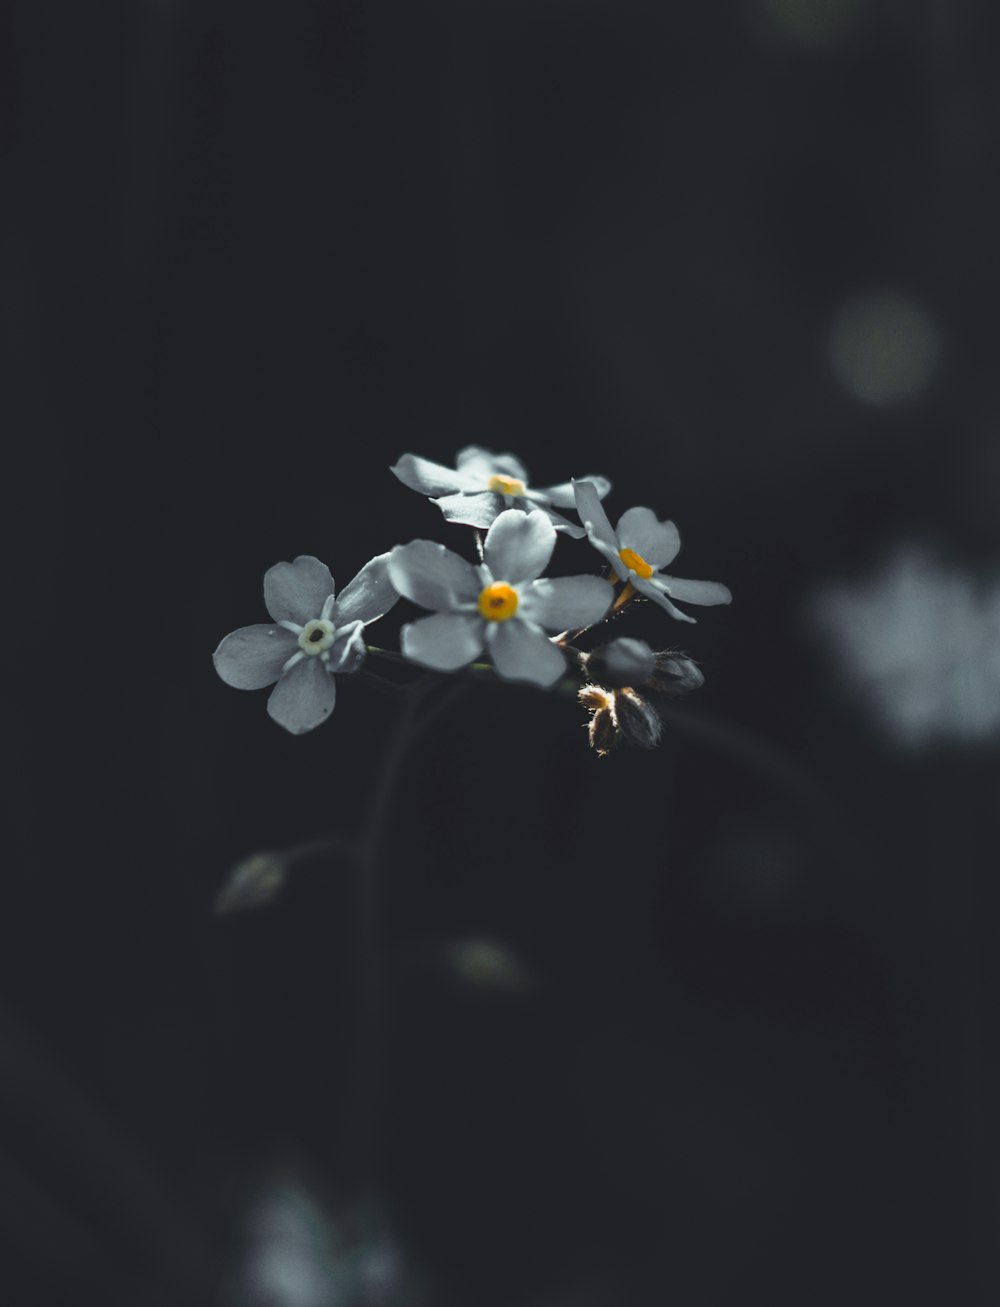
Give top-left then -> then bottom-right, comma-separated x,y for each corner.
579,684 -> 619,756
580,637 -> 656,688
649,650 -> 704,695
612,687 -> 662,749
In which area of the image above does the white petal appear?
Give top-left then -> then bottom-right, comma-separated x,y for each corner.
388,540 -> 480,610
401,612 -> 485,670
536,475 -> 611,509
483,508 -> 555,583
518,575 -> 613,631
573,479 -> 625,576
334,552 -> 398,625
213,624 -> 298,689
530,501 -> 587,538
326,620 -> 367,674
267,658 -> 337,733
655,574 -> 732,606
264,556 -> 336,625
631,575 -> 697,623
391,453 -> 479,497
434,491 -> 501,530
615,507 -> 681,569
455,445 -> 496,474
489,620 -> 566,687
456,445 -> 529,483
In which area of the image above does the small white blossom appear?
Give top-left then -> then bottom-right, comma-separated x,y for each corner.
391,445 -> 611,538
573,480 -> 732,623
389,509 -> 612,688
213,554 -> 398,734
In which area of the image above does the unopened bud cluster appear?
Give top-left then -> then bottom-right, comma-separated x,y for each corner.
580,637 -> 703,695
578,637 -> 704,755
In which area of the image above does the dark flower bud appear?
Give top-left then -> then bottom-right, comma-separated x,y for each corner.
581,638 -> 704,699
649,650 -> 704,695
579,684 -> 619,756
580,637 -> 656,688
612,687 -> 663,749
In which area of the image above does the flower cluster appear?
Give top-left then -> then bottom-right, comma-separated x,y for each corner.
214,446 -> 731,748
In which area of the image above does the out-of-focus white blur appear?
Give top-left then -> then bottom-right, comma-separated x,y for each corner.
810,545 -> 1000,747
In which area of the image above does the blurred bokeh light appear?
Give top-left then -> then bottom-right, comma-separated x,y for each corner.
757,0 -> 867,48
224,1180 -> 415,1307
827,291 -> 944,407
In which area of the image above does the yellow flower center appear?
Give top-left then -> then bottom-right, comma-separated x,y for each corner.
477,581 -> 519,622
487,474 -> 527,498
618,548 -> 654,580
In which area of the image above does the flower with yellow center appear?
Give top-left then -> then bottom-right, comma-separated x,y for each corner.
391,445 -> 612,537
487,474 -> 527,499
213,553 -> 399,734
389,509 -> 613,687
477,581 -> 519,621
616,548 -> 654,580
572,479 -> 732,624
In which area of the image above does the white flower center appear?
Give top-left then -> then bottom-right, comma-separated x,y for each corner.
298,619 -> 336,654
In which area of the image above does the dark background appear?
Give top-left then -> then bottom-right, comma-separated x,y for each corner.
8,1 -> 1000,1303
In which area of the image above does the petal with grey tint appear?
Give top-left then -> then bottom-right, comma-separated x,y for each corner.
267,658 -> 337,734
518,575 -> 613,631
520,498 -> 587,538
537,476 -> 611,509
655,574 -> 733,606
213,624 -> 298,689
455,445 -> 495,474
572,510 -> 623,574
434,491 -> 502,530
389,541 -> 480,610
456,445 -> 529,483
546,511 -> 586,539
327,620 -> 367,674
334,552 -> 398,625
484,508 -> 555,584
631,575 -> 697,623
401,612 -> 485,670
615,507 -> 681,569
595,537 -> 627,577
391,453 -> 479,497
264,556 -> 336,625
573,479 -> 621,560
489,619 -> 566,687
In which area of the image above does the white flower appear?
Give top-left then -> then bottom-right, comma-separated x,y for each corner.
391,445 -> 611,538
573,480 -> 732,623
388,509 -> 612,688
213,554 -> 398,734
